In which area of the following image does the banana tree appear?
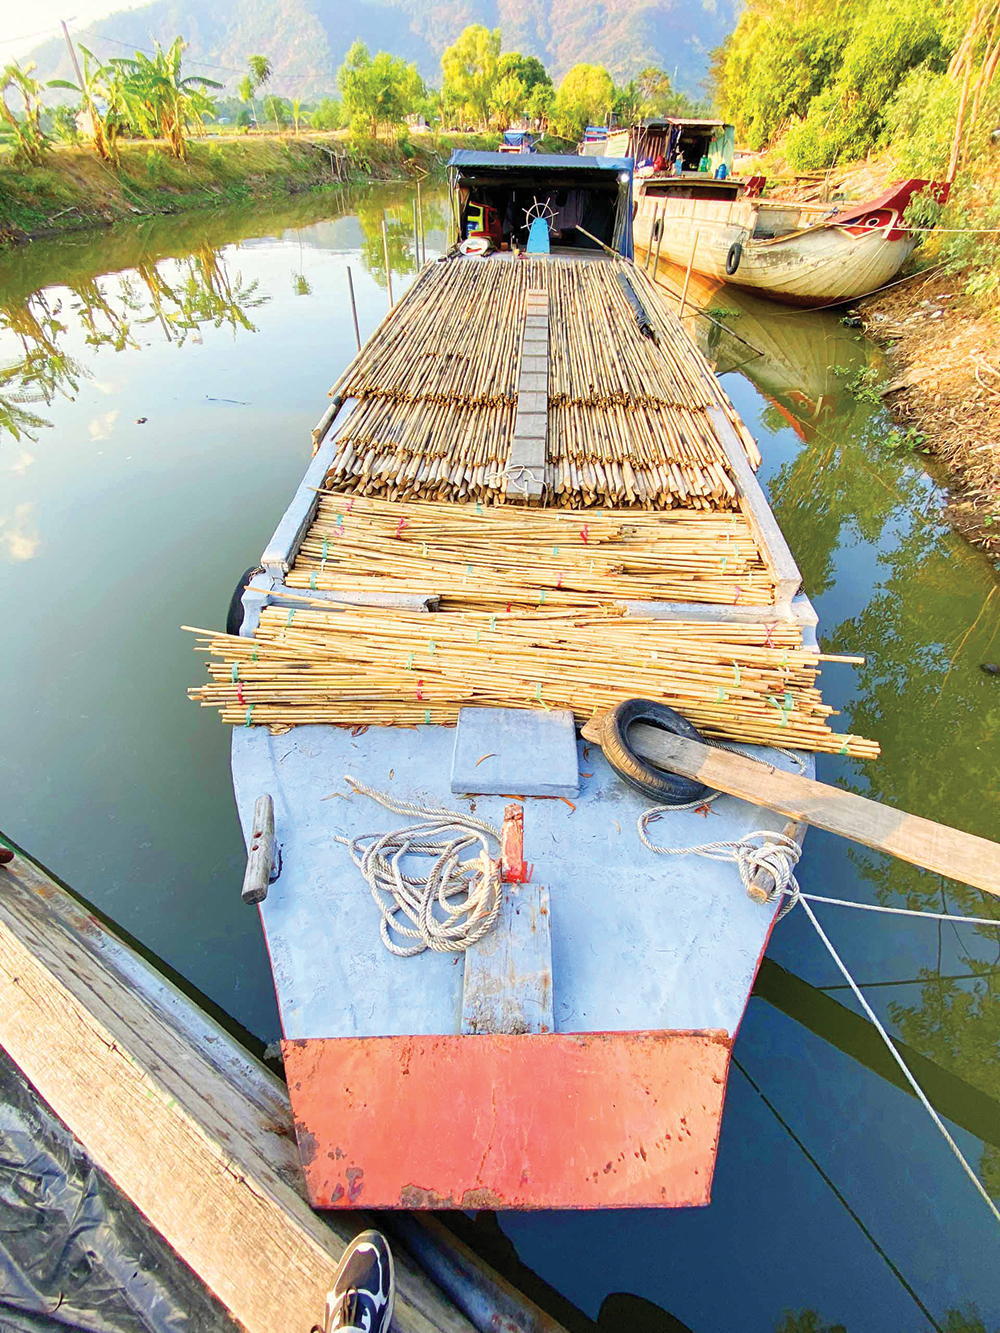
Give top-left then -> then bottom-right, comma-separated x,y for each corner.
0,62 -> 48,166
49,46 -> 122,165
108,38 -> 220,160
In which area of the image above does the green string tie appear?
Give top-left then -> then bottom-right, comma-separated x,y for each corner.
251,648 -> 258,661
489,616 -> 497,632
321,536 -> 329,569
768,696 -> 790,727
310,572 -> 317,590
475,629 -> 481,643
732,661 -> 741,686
783,690 -> 793,710
405,651 -> 415,670
716,686 -> 725,702
839,738 -> 850,756
552,545 -> 560,556
244,705 -> 255,727
476,503 -> 483,516
539,589 -> 547,604
721,554 -> 728,572
424,709 -> 431,725
286,609 -> 295,627
536,683 -> 543,703
428,639 -> 436,654
422,542 -> 428,557
231,662 -> 239,682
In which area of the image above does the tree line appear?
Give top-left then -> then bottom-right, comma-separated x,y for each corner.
711,0 -> 998,177
0,24 -> 706,169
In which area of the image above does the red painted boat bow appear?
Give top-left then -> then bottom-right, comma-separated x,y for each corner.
283,1030 -> 732,1210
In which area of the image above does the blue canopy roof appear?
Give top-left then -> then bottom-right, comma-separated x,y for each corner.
449,150 -> 632,174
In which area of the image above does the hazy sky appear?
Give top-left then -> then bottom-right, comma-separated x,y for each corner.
1,3 -> 140,60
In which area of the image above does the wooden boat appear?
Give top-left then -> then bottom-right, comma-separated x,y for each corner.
190,151 -> 882,1212
633,173 -> 940,307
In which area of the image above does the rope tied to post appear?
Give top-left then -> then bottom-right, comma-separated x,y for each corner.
638,822 -> 803,917
334,777 -> 502,958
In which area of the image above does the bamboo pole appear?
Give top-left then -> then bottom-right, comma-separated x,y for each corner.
381,219 -> 394,307
417,179 -> 425,263
679,231 -> 700,319
346,266 -> 361,352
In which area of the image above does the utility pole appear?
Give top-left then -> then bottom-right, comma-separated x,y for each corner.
61,19 -> 98,136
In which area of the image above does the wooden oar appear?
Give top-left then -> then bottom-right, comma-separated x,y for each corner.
581,716 -> 1000,897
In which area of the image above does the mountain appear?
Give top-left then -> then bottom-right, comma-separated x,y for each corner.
26,0 -> 738,101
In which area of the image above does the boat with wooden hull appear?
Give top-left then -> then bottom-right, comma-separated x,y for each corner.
188,151 -> 877,1211
634,176 -> 937,307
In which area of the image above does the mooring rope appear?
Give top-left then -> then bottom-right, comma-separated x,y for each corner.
334,777 -> 502,958
637,786 -> 1000,1228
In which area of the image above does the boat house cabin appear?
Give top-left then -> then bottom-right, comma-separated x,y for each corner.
606,118 -> 736,176
499,129 -> 536,154
448,149 -> 634,257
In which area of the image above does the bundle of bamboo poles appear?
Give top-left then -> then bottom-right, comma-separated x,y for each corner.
187,606 -> 879,759
545,260 -> 714,410
320,255 -> 760,509
547,403 -> 741,508
286,493 -> 775,608
330,260 -> 528,407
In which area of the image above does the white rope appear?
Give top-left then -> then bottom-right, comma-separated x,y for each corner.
798,895 -> 1000,1228
638,823 -> 804,918
636,792 -> 1000,1228
334,776 -> 502,957
487,463 -> 543,497
793,894 -> 1000,928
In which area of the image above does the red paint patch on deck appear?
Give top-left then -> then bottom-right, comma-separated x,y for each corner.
282,1030 -> 731,1210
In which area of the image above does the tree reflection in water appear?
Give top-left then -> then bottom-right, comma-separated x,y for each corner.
0,239 -> 270,444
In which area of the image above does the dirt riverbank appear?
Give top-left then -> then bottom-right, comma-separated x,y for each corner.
0,131 -> 486,243
860,274 -> 1000,559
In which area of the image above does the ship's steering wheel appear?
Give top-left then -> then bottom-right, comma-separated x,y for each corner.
523,197 -> 557,232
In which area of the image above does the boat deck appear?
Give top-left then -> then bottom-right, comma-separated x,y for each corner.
187,246 -> 876,1210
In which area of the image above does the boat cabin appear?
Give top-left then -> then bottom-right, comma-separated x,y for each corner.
606,118 -> 735,176
448,149 -> 634,257
498,129 -> 536,154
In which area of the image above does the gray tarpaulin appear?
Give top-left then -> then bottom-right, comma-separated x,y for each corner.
0,1045 -> 238,1332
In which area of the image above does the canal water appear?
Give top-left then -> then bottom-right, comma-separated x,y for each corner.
2,183 -> 998,1332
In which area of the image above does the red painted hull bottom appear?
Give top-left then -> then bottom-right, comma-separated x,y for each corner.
283,1030 -> 732,1210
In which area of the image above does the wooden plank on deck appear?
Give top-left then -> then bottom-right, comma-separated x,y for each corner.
0,850 -> 474,1333
462,885 -> 554,1035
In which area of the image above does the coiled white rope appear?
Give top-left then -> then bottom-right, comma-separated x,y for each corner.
334,776 -> 502,958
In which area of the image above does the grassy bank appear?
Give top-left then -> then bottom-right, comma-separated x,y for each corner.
0,130 -> 494,241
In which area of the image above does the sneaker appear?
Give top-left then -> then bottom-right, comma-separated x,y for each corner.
314,1229 -> 395,1333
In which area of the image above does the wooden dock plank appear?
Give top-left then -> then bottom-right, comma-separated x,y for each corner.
0,852 -> 474,1333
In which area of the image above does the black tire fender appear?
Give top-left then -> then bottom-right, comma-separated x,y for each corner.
599,699 -> 713,805
226,566 -> 260,637
725,240 -> 742,275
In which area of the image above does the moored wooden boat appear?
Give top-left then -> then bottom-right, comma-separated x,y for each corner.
188,151 -> 880,1212
634,173 -> 941,307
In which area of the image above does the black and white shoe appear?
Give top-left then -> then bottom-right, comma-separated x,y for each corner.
315,1229 -> 395,1333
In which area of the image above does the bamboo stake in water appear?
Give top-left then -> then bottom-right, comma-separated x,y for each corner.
679,230 -> 700,319
346,265 -> 361,352
653,207 -> 666,273
381,219 -> 394,307
412,198 -> 420,267
416,180 -> 424,263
